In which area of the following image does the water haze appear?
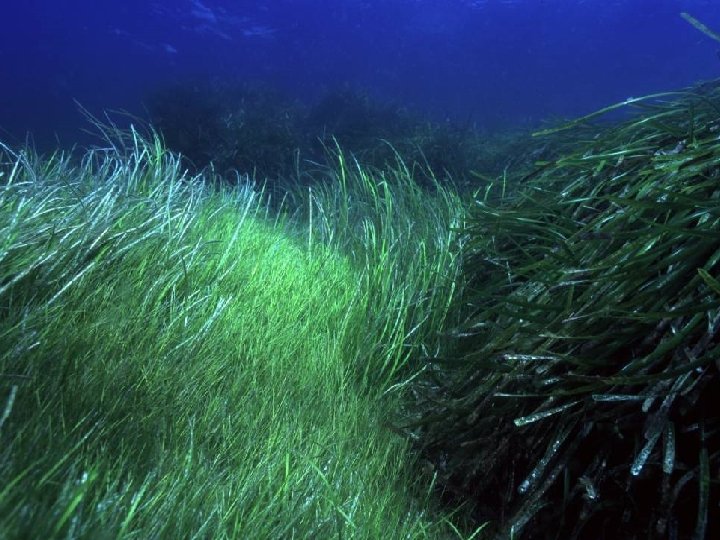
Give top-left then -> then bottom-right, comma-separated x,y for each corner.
1,0 -> 719,150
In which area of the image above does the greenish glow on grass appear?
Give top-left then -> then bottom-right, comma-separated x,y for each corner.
0,134 -> 470,538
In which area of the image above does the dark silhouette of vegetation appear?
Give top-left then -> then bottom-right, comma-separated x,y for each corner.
146,80 -> 548,190
147,81 -> 303,181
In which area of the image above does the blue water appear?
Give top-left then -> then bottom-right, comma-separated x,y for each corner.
2,0 -> 720,149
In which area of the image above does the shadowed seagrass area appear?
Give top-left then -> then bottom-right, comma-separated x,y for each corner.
400,82 -> 720,539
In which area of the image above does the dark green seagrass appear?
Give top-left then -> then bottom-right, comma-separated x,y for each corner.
404,81 -> 720,539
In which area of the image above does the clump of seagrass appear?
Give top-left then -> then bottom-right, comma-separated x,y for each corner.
404,81 -> 720,539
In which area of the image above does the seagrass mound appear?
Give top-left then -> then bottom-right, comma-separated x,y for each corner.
403,81 -> 720,539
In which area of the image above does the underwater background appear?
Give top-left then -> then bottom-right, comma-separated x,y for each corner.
2,0 -> 720,149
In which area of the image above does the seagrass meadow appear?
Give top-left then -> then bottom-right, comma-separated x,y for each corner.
1,81 -> 719,540
0,132 -> 472,538
400,82 -> 720,539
